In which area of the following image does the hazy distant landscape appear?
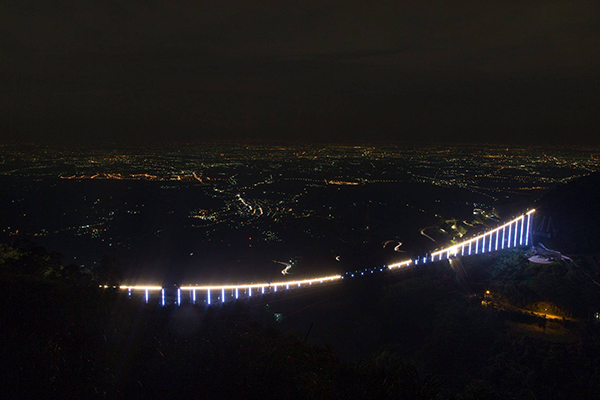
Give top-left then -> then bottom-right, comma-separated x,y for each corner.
2,144 -> 597,285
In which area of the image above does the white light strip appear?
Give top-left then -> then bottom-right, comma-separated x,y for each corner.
495,230 -> 499,251
120,285 -> 163,291
387,260 -> 412,269
179,275 -> 341,291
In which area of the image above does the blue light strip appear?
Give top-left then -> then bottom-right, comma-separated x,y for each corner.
519,217 -> 524,245
525,213 -> 531,245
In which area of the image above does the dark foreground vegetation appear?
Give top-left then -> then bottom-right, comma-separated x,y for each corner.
2,238 -> 600,400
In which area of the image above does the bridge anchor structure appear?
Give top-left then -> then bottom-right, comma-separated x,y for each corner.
117,209 -> 535,305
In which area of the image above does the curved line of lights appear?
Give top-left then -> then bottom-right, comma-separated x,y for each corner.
119,275 -> 341,292
115,210 -> 535,294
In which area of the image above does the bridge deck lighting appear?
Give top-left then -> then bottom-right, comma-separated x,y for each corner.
121,212 -> 536,301
179,275 -> 341,292
120,285 -> 163,291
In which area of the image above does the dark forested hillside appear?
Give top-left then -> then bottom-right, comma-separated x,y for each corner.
536,172 -> 600,253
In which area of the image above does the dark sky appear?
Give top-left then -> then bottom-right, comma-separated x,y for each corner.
2,0 -> 599,144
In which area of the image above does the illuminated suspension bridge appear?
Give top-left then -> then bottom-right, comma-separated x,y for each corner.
117,209 -> 535,306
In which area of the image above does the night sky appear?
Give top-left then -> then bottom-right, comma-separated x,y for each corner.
2,1 -> 599,144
